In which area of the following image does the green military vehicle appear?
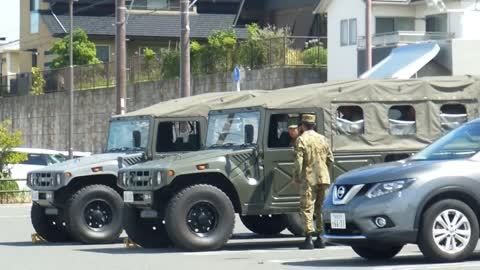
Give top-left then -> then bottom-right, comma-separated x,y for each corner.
26,90 -> 265,244
119,76 -> 480,251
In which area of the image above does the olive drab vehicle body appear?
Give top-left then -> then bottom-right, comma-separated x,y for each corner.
26,90 -> 266,244
119,76 -> 480,251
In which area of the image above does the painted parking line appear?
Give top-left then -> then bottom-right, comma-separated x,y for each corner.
181,245 -> 351,256
0,215 -> 29,219
374,261 -> 480,270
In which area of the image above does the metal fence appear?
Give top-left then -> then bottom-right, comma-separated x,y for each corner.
0,36 -> 327,97
0,178 -> 30,204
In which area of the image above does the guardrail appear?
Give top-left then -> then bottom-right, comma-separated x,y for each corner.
0,178 -> 30,204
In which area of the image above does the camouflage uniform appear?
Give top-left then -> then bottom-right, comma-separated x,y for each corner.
293,116 -> 334,236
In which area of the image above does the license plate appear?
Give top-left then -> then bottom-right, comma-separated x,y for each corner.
31,191 -> 39,201
330,213 -> 346,229
123,191 -> 134,203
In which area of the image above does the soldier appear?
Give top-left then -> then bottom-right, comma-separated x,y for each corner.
288,121 -> 299,146
293,114 -> 334,250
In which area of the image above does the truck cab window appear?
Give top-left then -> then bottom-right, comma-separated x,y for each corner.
440,104 -> 467,132
156,121 -> 200,153
337,106 -> 364,135
268,113 -> 304,148
389,105 -> 416,135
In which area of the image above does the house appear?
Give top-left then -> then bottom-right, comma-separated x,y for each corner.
0,40 -> 22,94
19,0 -> 325,74
20,0 -> 248,73
315,0 -> 480,81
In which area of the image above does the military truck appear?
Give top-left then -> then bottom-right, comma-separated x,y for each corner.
119,76 -> 480,251
26,90 -> 265,244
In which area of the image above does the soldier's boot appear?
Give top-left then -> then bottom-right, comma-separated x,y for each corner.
313,236 -> 326,249
299,235 -> 314,250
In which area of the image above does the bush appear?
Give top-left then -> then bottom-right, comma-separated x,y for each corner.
302,46 -> 327,66
0,180 -> 20,203
162,49 -> 180,79
30,67 -> 45,95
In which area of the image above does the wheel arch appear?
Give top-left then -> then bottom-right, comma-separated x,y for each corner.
55,174 -> 120,205
168,172 -> 242,213
414,186 -> 480,231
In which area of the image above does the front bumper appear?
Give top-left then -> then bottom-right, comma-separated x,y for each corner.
31,190 -> 55,207
322,189 -> 419,246
123,190 -> 153,206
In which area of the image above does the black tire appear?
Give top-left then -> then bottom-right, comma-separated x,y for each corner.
31,203 -> 71,242
123,205 -> 172,248
165,184 -> 235,251
418,199 -> 479,263
66,184 -> 124,244
352,245 -> 403,260
240,214 -> 288,235
285,213 -> 305,236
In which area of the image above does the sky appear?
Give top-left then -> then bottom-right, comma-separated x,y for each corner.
0,0 -> 20,42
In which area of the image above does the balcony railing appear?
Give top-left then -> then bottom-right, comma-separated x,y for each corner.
358,31 -> 455,49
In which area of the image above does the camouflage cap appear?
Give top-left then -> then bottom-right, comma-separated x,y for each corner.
288,118 -> 298,129
301,114 -> 316,124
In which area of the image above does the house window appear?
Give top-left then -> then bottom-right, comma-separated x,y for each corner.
31,49 -> 38,68
376,17 -> 415,34
389,105 -> 416,135
30,0 -> 40,33
341,19 -> 357,46
440,104 -> 467,132
95,45 -> 110,63
349,19 -> 357,45
133,0 -> 169,10
340,20 -> 349,46
336,106 -> 364,135
426,14 -> 448,32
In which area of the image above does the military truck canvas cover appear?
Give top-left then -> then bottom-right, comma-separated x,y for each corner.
115,91 -> 268,119
214,76 -> 480,152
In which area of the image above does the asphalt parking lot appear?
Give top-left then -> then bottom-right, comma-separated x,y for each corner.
3,204 -> 480,270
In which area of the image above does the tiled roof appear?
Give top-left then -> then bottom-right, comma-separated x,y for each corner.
41,13 -> 247,39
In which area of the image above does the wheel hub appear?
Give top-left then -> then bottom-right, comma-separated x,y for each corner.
84,200 -> 113,230
432,209 -> 471,254
187,202 -> 218,236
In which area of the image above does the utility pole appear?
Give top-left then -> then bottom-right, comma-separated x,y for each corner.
365,0 -> 372,72
116,0 -> 127,114
180,0 -> 191,97
68,0 -> 76,159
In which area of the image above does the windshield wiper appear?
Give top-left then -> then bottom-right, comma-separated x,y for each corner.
208,143 -> 236,149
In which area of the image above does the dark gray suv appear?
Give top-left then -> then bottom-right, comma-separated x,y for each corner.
323,119 -> 480,263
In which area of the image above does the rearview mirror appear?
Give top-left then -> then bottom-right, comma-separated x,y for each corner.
132,130 -> 141,148
244,125 -> 254,144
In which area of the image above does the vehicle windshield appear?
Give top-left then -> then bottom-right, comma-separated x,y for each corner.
412,122 -> 480,161
106,119 -> 150,152
206,111 -> 261,148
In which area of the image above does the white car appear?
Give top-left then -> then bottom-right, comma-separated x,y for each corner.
8,148 -> 66,190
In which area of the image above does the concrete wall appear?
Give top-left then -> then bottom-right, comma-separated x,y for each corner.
0,67 -> 326,153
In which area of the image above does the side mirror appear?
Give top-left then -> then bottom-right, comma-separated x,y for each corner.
244,124 -> 254,144
132,130 -> 141,148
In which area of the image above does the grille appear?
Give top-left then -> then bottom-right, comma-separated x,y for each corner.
31,172 -> 55,187
123,155 -> 144,166
126,170 -> 152,187
324,222 -> 362,236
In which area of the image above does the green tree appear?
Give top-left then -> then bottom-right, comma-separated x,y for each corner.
50,28 -> 101,69
30,67 -> 46,95
0,119 -> 27,179
205,28 -> 237,72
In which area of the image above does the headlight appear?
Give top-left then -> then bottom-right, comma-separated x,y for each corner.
55,173 -> 62,186
156,171 -> 162,185
27,173 -> 32,186
122,172 -> 128,186
366,179 -> 414,199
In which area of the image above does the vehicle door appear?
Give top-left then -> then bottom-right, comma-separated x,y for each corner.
262,108 -> 324,210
